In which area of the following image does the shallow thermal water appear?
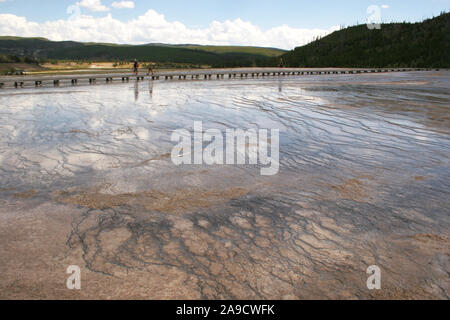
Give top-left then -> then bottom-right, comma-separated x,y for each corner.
0,71 -> 449,299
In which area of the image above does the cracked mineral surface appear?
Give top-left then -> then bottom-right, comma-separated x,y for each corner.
0,71 -> 449,299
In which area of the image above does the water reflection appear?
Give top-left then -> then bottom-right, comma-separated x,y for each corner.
134,81 -> 139,101
133,80 -> 154,101
148,80 -> 153,98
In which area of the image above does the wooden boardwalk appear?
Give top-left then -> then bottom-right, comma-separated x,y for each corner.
0,67 -> 438,89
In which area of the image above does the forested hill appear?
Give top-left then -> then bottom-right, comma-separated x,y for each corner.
281,12 -> 450,68
0,37 -> 284,68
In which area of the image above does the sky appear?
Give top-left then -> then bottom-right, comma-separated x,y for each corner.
0,0 -> 449,49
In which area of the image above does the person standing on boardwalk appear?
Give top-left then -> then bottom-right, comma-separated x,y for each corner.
133,59 -> 139,75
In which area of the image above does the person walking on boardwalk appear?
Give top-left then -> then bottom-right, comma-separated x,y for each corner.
147,60 -> 154,76
133,59 -> 139,75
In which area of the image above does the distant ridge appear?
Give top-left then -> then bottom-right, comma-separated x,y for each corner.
0,37 -> 285,68
0,36 -> 50,41
281,12 -> 450,68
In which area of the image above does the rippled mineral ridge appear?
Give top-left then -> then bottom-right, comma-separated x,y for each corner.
0,71 -> 449,299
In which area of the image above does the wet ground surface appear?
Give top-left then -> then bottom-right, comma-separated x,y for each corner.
0,71 -> 449,299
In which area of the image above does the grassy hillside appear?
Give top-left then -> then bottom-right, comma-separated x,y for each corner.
0,37 -> 281,68
281,12 -> 450,68
181,45 -> 285,57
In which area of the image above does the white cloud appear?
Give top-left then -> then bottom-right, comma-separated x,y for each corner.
112,1 -> 135,9
381,4 -> 390,9
76,0 -> 109,12
0,10 -> 338,50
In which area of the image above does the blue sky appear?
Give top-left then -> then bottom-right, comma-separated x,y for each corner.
1,0 -> 449,28
0,0 -> 449,48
